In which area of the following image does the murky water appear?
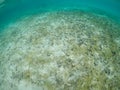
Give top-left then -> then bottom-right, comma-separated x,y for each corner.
0,0 -> 120,90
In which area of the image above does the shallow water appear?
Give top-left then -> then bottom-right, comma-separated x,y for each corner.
0,0 -> 120,27
0,0 -> 120,90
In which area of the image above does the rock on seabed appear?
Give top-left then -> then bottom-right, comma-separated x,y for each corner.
0,10 -> 120,90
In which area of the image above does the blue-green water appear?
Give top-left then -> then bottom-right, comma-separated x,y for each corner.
0,0 -> 120,90
0,0 -> 120,28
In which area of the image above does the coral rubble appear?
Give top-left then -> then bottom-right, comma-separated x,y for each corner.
0,10 -> 120,90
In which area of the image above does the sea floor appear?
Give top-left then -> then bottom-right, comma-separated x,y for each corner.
0,10 -> 120,90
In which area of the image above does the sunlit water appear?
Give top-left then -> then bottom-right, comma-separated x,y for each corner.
0,0 -> 120,90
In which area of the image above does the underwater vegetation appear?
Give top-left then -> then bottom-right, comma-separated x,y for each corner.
0,10 -> 120,90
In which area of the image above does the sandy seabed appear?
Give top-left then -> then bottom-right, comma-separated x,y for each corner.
0,10 -> 120,90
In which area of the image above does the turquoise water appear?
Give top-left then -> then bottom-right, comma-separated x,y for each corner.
0,0 -> 120,27
0,0 -> 120,90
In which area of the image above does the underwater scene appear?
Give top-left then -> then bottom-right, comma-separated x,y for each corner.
0,0 -> 120,90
